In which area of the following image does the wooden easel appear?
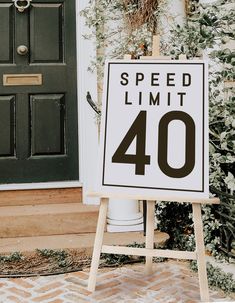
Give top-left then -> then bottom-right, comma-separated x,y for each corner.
87,36 -> 220,302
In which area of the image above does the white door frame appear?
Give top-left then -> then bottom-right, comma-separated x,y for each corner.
0,0 -> 99,204
76,0 -> 99,204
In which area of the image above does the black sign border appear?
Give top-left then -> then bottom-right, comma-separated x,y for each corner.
102,62 -> 205,193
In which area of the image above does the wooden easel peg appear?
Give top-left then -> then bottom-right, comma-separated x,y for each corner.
141,34 -> 171,60
124,54 -> 132,60
152,35 -> 160,57
179,54 -> 187,59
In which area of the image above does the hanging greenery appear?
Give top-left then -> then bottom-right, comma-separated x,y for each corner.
122,0 -> 162,32
185,0 -> 200,16
81,0 -> 166,74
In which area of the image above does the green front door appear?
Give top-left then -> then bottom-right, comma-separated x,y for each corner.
0,0 -> 79,183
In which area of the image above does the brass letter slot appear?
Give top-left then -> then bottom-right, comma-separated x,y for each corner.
3,74 -> 42,86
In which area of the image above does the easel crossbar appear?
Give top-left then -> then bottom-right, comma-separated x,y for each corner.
101,245 -> 197,260
87,192 -> 220,205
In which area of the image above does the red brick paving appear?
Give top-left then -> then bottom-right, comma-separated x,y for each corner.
0,260 -> 234,303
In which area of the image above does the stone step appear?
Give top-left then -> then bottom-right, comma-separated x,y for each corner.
0,187 -> 82,206
0,231 -> 170,254
0,203 -> 99,238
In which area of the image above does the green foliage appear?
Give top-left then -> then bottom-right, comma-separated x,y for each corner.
0,252 -> 24,263
167,1 -> 234,57
156,202 -> 194,251
82,0 -> 235,257
191,261 -> 235,294
36,249 -> 69,268
156,202 -> 221,256
157,0 -> 234,258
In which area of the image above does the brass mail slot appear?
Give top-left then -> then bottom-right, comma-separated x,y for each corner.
3,74 -> 42,86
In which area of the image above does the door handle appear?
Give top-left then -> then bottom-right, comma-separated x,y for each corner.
17,45 -> 29,56
13,0 -> 31,12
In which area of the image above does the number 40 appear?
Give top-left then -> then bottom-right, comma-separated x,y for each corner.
112,110 -> 196,178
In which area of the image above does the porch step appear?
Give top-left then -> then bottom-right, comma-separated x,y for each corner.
0,203 -> 99,238
0,187 -> 82,207
0,231 -> 170,254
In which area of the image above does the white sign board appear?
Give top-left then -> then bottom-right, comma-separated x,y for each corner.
98,60 -> 209,199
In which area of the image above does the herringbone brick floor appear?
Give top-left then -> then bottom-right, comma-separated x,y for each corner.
0,260 -> 233,303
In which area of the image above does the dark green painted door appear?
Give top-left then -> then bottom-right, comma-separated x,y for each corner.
0,0 -> 79,183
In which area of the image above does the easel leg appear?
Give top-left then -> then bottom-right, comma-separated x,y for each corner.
88,198 -> 108,292
145,200 -> 155,275
192,203 -> 209,302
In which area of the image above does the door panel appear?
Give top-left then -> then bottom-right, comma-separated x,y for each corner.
0,95 -> 15,156
0,4 -> 14,63
0,0 -> 78,184
31,94 -> 65,156
30,4 -> 63,63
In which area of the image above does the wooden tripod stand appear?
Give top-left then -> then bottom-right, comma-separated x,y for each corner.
87,194 -> 219,302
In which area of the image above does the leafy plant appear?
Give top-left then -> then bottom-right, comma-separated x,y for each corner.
191,261 -> 235,294
157,0 -> 234,258
36,249 -> 69,268
0,252 -> 24,263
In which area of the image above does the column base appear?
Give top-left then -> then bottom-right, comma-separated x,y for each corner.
107,215 -> 143,226
107,218 -> 144,233
107,210 -> 143,221
107,200 -> 144,233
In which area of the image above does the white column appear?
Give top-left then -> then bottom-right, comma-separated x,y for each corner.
102,8 -> 143,232
76,0 -> 99,205
107,199 -> 144,232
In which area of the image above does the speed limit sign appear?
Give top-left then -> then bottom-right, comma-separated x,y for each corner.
97,60 -> 209,199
